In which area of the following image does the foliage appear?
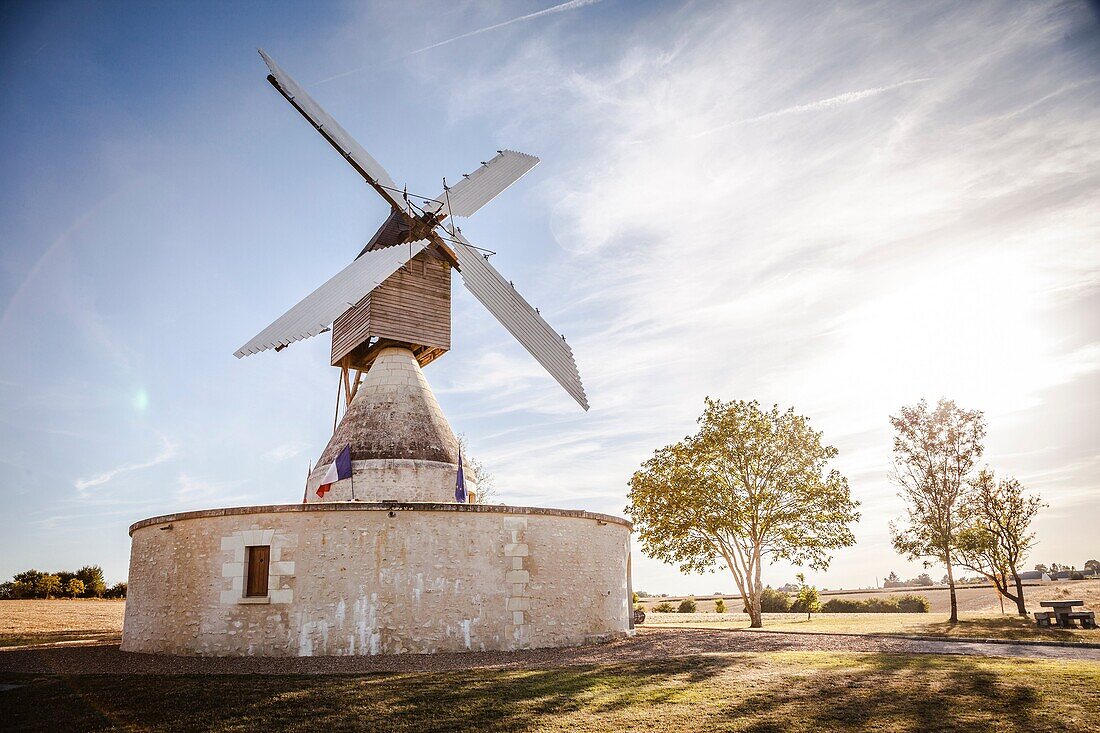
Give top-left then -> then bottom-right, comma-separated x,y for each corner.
76,566 -> 107,598
651,602 -> 676,613
714,598 -> 726,613
627,398 -> 858,627
36,574 -> 62,598
1070,571 -> 1085,581
759,587 -> 793,613
632,591 -> 639,604
791,573 -> 820,618
1035,564 -> 1048,573
1085,560 -> 1100,575
105,582 -> 127,599
883,572 -> 935,588
64,579 -> 85,598
677,598 -> 697,613
820,594 -> 930,613
954,469 -> 1044,616
889,398 -> 985,623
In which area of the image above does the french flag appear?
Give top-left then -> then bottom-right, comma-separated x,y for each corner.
316,445 -> 352,498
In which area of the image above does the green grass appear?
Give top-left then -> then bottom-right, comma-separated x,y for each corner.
646,612 -> 1100,642
2,652 -> 1098,732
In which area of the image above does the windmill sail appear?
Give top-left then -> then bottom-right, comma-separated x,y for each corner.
235,240 -> 429,358
428,150 -> 540,219
258,49 -> 409,213
450,231 -> 588,410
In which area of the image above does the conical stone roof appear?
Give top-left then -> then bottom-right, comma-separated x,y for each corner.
315,346 -> 459,468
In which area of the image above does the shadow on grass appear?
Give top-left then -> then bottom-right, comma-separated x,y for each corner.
0,631 -> 123,648
884,615 -> 1089,642
2,652 -> 1096,732
0,656 -> 730,733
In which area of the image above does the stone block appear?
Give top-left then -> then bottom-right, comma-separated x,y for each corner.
269,589 -> 294,604
270,561 -> 295,575
222,562 -> 243,578
502,517 -> 527,531
512,611 -> 525,625
504,543 -> 528,557
221,536 -> 244,551
507,597 -> 530,611
505,570 -> 530,584
220,589 -> 240,604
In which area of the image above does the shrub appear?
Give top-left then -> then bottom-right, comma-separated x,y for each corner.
714,598 -> 726,613
1070,571 -> 1085,581
896,594 -> 930,613
104,582 -> 127,599
791,585 -> 821,617
652,602 -> 676,613
821,594 -> 929,613
760,587 -> 792,613
677,598 -> 697,613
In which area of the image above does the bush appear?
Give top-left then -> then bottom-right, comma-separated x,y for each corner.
896,594 -> 930,613
821,594 -> 929,613
760,587 -> 792,613
677,598 -> 697,613
714,598 -> 726,613
1070,571 -> 1085,581
104,582 -> 127,599
652,602 -> 676,613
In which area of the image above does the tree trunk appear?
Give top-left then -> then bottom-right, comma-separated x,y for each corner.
1011,570 -> 1027,616
945,559 -> 958,624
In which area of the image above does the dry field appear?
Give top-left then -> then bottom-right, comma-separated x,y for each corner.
641,578 -> 1100,615
0,600 -> 125,647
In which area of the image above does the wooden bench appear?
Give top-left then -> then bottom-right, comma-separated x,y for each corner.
1067,611 -> 1096,629
1034,611 -> 1054,627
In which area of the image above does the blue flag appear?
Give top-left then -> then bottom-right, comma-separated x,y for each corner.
455,448 -> 467,503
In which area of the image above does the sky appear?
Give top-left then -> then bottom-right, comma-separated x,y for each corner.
1,0 -> 1098,595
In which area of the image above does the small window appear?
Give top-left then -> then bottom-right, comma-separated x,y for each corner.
245,545 -> 270,597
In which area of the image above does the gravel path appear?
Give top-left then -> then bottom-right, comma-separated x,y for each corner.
1,627 -> 1096,676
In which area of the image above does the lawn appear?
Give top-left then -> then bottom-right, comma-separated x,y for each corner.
2,651 -> 1097,731
644,612 -> 1100,642
0,600 -> 125,648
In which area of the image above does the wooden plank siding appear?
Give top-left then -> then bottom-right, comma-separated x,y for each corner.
330,251 -> 451,369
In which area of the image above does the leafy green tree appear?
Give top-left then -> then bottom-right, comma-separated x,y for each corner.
65,578 -> 85,598
677,598 -> 697,613
627,399 -> 859,628
955,470 -> 1044,616
1084,560 -> 1100,576
889,398 -> 985,624
1034,563 -> 1048,573
714,598 -> 727,613
791,572 -> 820,619
105,582 -> 127,599
76,566 -> 106,598
36,574 -> 61,599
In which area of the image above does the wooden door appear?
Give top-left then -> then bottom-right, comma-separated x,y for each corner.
245,545 -> 270,597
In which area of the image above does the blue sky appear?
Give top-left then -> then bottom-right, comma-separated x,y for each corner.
1,0 -> 1098,594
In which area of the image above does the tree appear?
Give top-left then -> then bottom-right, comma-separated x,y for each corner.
941,574 -> 950,585
884,571 -> 901,588
627,399 -> 859,628
1085,560 -> 1100,576
65,578 -> 85,598
76,566 -> 106,598
954,470 -> 1044,616
105,582 -> 127,599
791,573 -> 820,620
912,573 -> 934,587
36,574 -> 61,599
1034,564 -> 1048,574
889,399 -> 985,624
714,598 -> 727,613
677,598 -> 697,613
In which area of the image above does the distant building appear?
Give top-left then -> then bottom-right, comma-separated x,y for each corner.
1016,571 -> 1050,581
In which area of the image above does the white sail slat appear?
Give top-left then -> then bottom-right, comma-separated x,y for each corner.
258,49 -> 408,213
428,150 -> 539,219
451,232 -> 588,410
234,240 -> 429,358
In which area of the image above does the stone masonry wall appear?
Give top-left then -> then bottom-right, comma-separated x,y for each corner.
121,504 -> 631,656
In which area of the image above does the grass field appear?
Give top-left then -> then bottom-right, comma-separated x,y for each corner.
2,651 -> 1098,731
0,600 -> 125,647
644,611 -> 1100,643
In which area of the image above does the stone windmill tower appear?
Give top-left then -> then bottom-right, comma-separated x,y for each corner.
235,51 -> 588,503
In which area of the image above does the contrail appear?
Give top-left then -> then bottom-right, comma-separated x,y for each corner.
316,0 -> 602,84
693,78 -> 931,138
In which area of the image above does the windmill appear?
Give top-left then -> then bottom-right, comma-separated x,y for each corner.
235,50 -> 587,413
235,51 -> 588,503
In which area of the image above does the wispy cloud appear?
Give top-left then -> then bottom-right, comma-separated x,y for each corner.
74,435 -> 176,493
692,78 -> 932,138
406,0 -> 602,57
263,441 -> 306,462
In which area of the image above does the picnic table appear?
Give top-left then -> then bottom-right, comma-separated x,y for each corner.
1036,600 -> 1097,629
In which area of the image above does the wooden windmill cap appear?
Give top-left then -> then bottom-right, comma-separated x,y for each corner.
315,346 -> 459,466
